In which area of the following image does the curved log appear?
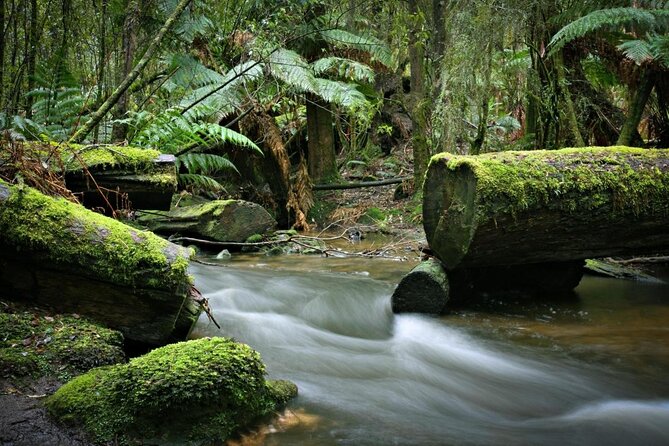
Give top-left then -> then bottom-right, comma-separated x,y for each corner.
423,147 -> 669,270
0,180 -> 198,347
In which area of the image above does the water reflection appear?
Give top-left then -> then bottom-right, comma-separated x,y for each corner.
191,258 -> 669,445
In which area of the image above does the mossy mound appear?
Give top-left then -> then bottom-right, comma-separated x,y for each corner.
46,337 -> 298,445
0,303 -> 125,383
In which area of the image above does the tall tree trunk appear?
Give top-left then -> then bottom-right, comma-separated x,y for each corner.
407,0 -> 429,190
617,70 -> 654,146
93,0 -> 108,142
555,50 -> 585,147
306,94 -> 337,183
0,0 -> 5,111
111,0 -> 140,142
24,0 -> 36,116
655,74 -> 669,148
70,0 -> 193,143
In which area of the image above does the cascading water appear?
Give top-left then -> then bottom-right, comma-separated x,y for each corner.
191,259 -> 669,445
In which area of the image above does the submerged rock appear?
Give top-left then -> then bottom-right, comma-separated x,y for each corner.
46,337 -> 297,445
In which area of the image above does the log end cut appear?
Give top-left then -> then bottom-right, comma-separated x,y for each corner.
391,259 -> 450,314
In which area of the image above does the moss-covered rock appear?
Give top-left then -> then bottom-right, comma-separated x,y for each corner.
46,337 -> 297,445
0,303 -> 125,383
138,200 -> 277,243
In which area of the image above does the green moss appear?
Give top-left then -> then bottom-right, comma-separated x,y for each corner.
46,337 -> 297,444
0,180 -> 192,289
245,234 -> 263,243
33,142 -> 161,173
430,146 -> 669,221
361,206 -> 387,223
0,305 -> 125,382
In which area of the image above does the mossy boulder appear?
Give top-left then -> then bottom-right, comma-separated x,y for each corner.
0,304 -> 125,382
0,180 -> 199,346
46,337 -> 298,445
138,200 -> 277,243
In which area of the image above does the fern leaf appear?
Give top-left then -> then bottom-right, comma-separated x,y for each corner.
267,48 -> 319,94
177,153 -> 239,175
178,173 -> 225,192
312,57 -> 375,83
548,8 -> 669,55
618,38 -> 655,64
312,78 -> 370,111
320,29 -> 394,68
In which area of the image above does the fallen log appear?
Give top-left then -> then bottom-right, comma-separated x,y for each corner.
423,147 -> 669,270
56,144 -> 178,211
137,200 -> 276,243
0,180 -> 199,347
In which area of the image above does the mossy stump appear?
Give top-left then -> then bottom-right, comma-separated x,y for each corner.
138,199 -> 277,243
0,180 -> 200,347
391,259 -> 450,314
46,337 -> 298,445
424,147 -> 669,270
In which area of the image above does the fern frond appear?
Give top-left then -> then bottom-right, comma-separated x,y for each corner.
180,60 -> 263,120
178,173 -> 225,192
312,57 -> 375,83
618,38 -> 655,64
548,8 -> 669,55
177,153 -> 239,175
267,48 -> 318,94
313,78 -> 370,111
320,29 -> 394,68
649,33 -> 669,67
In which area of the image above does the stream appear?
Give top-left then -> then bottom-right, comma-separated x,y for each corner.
190,254 -> 669,445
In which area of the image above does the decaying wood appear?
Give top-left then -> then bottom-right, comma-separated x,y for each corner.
423,147 -> 669,270
313,177 -> 411,190
0,180 -> 199,347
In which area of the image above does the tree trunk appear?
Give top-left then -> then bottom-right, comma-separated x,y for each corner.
138,200 -> 277,243
0,0 -> 5,110
0,180 -> 199,347
306,94 -> 337,183
423,147 -> 669,270
24,0 -> 37,116
555,50 -> 585,147
93,0 -> 108,142
617,70 -> 654,146
70,0 -> 193,143
111,0 -> 140,142
407,0 -> 429,188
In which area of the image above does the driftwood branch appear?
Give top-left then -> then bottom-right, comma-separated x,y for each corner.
313,177 -> 411,190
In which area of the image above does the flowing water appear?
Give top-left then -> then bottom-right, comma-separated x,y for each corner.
190,254 -> 669,445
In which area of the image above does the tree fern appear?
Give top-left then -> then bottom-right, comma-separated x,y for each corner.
548,8 -> 669,55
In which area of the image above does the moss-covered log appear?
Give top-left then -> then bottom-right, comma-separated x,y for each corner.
138,199 -> 277,243
0,180 -> 199,346
391,259 -> 450,314
423,147 -> 669,270
55,144 -> 178,211
46,337 -> 297,444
